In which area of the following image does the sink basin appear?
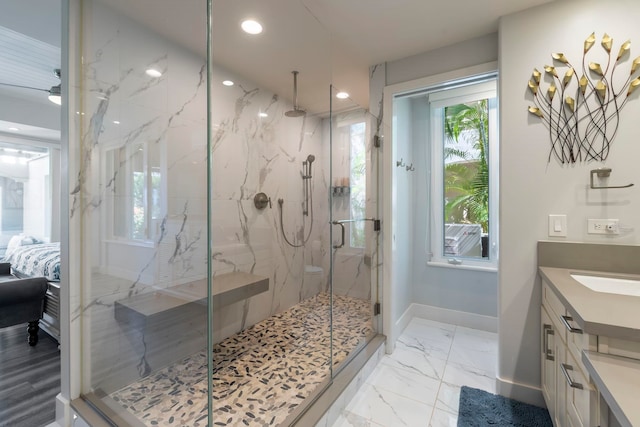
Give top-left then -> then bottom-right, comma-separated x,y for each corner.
571,274 -> 640,297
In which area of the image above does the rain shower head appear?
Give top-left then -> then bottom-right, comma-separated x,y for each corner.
285,109 -> 306,117
284,71 -> 306,117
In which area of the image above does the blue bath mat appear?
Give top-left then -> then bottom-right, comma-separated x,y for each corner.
457,386 -> 553,427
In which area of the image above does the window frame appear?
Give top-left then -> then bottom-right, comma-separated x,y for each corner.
427,76 -> 499,271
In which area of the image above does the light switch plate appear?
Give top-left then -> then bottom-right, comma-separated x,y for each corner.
548,214 -> 567,237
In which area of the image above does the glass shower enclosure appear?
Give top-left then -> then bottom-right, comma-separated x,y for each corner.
70,0 -> 379,425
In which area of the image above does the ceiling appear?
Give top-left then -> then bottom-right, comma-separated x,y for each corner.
0,0 -> 556,129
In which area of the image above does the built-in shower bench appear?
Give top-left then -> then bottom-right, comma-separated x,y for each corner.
114,272 -> 269,328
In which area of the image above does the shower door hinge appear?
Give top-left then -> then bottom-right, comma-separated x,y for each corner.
373,135 -> 382,148
374,302 -> 381,316
373,219 -> 381,231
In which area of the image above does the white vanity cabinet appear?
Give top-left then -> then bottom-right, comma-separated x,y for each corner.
538,242 -> 640,427
541,280 -> 600,427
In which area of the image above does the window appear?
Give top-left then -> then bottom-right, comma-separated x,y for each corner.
334,117 -> 367,250
429,77 -> 498,268
349,121 -> 366,248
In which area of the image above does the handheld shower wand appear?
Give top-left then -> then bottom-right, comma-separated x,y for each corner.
305,154 -> 315,179
279,153 -> 316,247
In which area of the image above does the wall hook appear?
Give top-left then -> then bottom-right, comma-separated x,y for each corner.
589,168 -> 634,189
396,158 -> 405,167
405,163 -> 415,172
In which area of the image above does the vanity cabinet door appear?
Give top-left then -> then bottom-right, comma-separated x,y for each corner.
541,306 -> 557,421
542,305 -> 567,427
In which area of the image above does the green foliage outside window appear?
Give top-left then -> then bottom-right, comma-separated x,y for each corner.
443,99 -> 490,233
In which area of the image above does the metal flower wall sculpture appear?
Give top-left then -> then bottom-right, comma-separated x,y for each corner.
528,33 -> 640,163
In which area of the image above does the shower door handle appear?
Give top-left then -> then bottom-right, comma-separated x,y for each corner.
331,221 -> 346,249
332,218 -> 381,249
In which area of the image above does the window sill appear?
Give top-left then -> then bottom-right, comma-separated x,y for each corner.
427,260 -> 497,273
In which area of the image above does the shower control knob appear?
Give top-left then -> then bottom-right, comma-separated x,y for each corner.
254,192 -> 271,210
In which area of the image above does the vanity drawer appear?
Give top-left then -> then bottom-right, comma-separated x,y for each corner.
543,281 -> 567,342
564,351 -> 598,427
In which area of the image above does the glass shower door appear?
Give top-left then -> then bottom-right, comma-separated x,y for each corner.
329,86 -> 379,374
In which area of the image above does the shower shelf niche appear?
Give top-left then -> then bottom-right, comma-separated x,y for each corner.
114,272 -> 269,328
332,186 -> 350,196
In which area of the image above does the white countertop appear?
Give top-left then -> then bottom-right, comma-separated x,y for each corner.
538,267 -> 640,341
582,351 -> 640,427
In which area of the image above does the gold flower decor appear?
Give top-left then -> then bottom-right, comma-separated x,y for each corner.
528,33 -> 640,163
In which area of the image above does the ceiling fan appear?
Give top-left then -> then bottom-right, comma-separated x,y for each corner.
0,68 -> 61,105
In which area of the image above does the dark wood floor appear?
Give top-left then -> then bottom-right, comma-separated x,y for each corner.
0,323 -> 60,427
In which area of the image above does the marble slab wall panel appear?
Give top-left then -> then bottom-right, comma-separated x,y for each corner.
77,0 -> 331,395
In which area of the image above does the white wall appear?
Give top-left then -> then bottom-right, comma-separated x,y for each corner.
499,0 -> 640,404
386,33 -> 498,86
393,98 -> 415,320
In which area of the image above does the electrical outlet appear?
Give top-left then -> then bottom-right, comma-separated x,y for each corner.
587,219 -> 620,235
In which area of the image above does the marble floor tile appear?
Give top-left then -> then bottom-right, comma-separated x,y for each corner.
441,361 -> 496,394
329,320 -> 498,427
345,383 -> 434,427
447,343 -> 497,376
382,343 -> 448,380
451,326 -> 498,353
333,412 -> 385,427
434,381 -> 461,415
428,408 -> 458,427
365,363 -> 441,406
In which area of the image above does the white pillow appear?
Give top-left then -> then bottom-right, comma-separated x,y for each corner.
4,234 -> 42,258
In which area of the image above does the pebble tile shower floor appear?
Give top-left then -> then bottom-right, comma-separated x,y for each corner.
110,293 -> 373,426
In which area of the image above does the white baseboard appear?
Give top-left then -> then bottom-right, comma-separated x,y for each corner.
410,303 -> 498,333
394,304 -> 415,339
496,376 -> 546,408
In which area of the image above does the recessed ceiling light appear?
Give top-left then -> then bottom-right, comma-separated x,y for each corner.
336,92 -> 349,99
113,121 -> 120,125
241,19 -> 263,35
8,127 -> 19,132
259,112 -> 268,118
146,68 -> 162,78
222,80 -> 234,86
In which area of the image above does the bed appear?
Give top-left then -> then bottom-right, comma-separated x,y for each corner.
2,238 -> 61,341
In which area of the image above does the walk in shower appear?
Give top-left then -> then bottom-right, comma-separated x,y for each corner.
70,0 -> 380,425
